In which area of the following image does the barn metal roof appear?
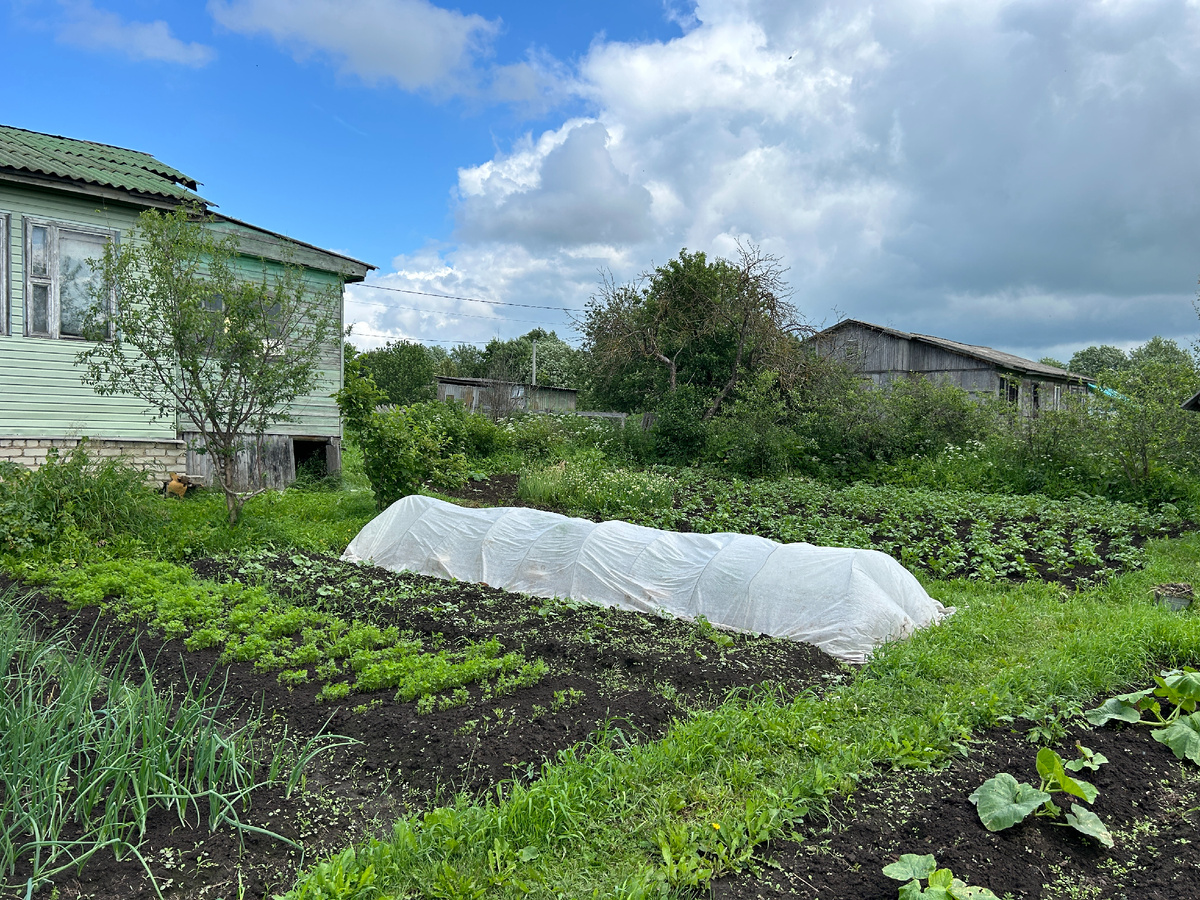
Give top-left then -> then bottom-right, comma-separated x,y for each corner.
0,125 -> 204,202
815,319 -> 1094,382
437,376 -> 577,392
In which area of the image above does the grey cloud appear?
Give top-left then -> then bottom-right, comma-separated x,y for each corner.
457,122 -> 654,246
399,0 -> 1200,357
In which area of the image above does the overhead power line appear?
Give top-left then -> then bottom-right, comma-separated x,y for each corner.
352,282 -> 584,313
348,326 -> 489,345
345,295 -> 565,327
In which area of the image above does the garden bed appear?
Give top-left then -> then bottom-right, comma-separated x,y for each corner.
441,472 -> 1190,587
715,716 -> 1200,899
7,474 -> 1198,899
4,550 -> 842,900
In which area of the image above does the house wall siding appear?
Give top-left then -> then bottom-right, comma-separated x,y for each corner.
0,184 -> 347,444
0,184 -> 176,440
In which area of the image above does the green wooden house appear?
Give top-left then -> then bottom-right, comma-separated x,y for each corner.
0,125 -> 372,487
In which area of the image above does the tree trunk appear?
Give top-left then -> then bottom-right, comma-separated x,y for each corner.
222,461 -> 242,525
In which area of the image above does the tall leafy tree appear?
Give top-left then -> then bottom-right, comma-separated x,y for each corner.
1128,336 -> 1194,371
1068,345 -> 1129,377
579,244 -> 808,417
357,339 -> 436,406
77,205 -> 338,524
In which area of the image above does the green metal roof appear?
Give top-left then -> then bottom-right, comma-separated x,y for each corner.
0,125 -> 204,202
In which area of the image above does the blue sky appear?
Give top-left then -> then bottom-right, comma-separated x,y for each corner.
5,1 -> 1200,361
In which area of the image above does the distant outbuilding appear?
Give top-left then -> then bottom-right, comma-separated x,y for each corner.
436,376 -> 578,417
808,319 -> 1094,415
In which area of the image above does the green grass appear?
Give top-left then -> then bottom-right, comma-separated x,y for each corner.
151,487 -> 378,559
281,534 -> 1200,899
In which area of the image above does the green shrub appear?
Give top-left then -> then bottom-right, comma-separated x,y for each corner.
407,400 -> 508,459
518,451 -> 675,518
650,385 -> 709,465
356,406 -> 469,508
704,372 -> 810,476
0,446 -> 163,552
503,413 -> 562,459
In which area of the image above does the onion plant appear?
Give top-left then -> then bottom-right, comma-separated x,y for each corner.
0,588 -> 353,897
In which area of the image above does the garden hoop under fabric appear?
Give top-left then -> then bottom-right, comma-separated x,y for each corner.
342,495 -> 951,663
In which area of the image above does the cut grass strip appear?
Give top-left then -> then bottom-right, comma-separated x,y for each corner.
282,533 -> 1200,899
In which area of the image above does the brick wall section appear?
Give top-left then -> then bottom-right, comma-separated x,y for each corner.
0,437 -> 187,481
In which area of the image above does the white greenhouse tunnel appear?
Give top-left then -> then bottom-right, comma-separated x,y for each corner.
342,495 -> 951,663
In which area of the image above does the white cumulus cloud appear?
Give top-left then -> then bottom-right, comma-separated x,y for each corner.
208,0 -> 498,93
56,0 -> 214,66
359,0 -> 1200,358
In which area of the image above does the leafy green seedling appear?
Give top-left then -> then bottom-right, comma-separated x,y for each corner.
1085,667 -> 1200,765
1064,743 -> 1108,772
882,854 -> 999,899
969,748 -> 1113,847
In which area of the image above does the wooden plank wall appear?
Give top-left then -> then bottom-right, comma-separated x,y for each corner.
812,323 -> 1082,413
0,183 -> 177,439
0,182 -> 347,447
183,431 -> 296,491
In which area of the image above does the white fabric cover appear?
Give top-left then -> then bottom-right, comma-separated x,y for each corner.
342,495 -> 950,663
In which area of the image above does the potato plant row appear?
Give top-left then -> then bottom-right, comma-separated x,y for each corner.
625,473 -> 1184,584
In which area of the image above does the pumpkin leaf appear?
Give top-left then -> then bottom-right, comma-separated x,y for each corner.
968,773 -> 1050,831
883,854 -> 938,882
1064,803 -> 1114,848
1084,689 -> 1152,726
952,884 -> 1002,900
1035,748 -> 1098,803
1152,712 -> 1200,765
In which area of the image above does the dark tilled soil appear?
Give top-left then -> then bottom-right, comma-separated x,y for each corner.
6,477 -> 1196,899
4,553 -> 843,900
436,472 -> 521,507
715,719 -> 1200,900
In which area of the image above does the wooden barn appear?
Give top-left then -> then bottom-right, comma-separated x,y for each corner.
808,319 -> 1093,415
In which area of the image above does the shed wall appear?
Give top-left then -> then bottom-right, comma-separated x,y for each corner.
812,323 -> 1079,413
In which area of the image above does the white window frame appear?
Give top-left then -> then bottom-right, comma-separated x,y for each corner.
0,214 -> 8,336
23,217 -> 117,340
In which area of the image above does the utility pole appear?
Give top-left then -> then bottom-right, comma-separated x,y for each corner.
531,339 -> 537,386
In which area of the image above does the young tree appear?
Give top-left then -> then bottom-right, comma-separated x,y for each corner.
77,205 -> 338,524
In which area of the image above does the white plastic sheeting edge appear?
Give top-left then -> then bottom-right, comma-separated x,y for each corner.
341,495 -> 951,663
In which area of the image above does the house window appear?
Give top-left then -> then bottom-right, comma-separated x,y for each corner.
1000,375 -> 1019,404
23,219 -> 113,339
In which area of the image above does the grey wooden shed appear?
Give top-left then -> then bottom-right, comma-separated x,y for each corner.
808,319 -> 1093,415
